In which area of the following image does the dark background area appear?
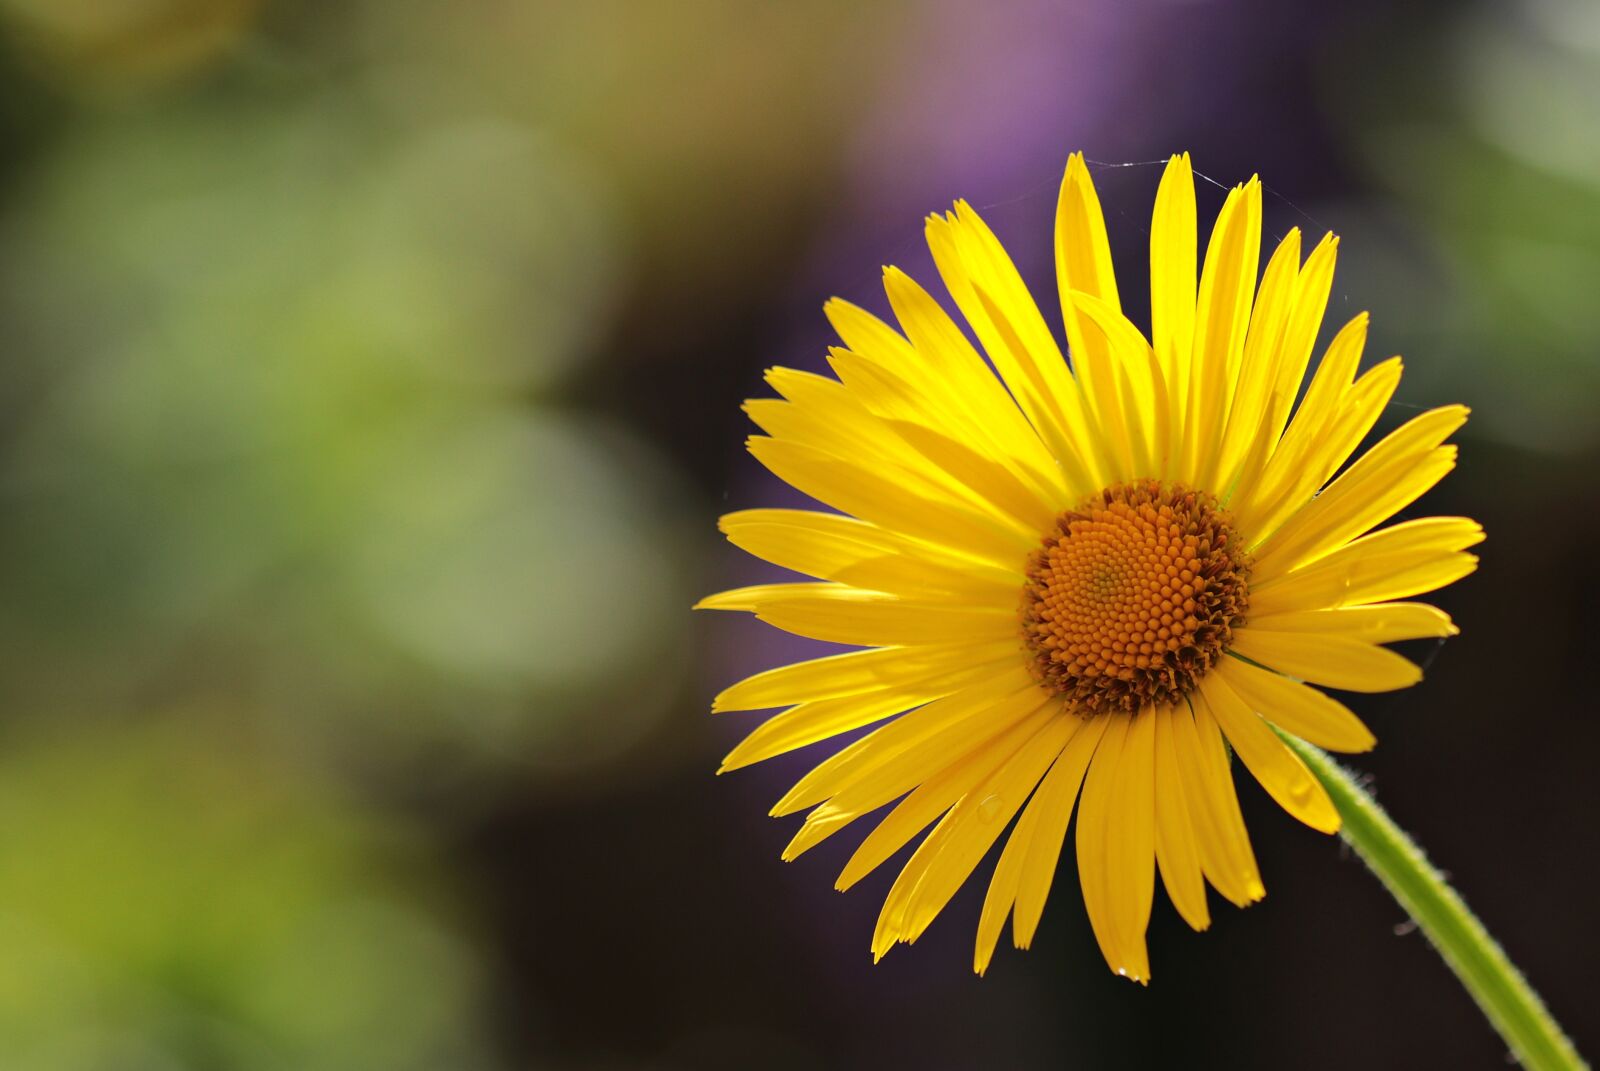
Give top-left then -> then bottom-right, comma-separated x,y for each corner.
0,1 -> 1594,1068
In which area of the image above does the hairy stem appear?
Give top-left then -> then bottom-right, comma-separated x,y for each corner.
1282,734 -> 1586,1071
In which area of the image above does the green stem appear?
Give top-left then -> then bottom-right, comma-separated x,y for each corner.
1281,734 -> 1586,1071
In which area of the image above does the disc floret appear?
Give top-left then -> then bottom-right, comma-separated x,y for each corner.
1021,480 -> 1251,716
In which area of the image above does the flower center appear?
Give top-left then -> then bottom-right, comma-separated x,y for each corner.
1020,480 -> 1250,717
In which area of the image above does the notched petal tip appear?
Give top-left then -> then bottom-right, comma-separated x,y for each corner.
1111,965 -> 1151,987
1344,730 -> 1379,755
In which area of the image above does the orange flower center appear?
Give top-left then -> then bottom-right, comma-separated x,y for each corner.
1020,480 -> 1250,717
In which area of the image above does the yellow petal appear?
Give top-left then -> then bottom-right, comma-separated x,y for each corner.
1075,712 -> 1131,975
1200,674 -> 1340,834
1055,153 -> 1123,322
747,395 -> 1041,541
1104,707 -> 1157,983
790,672 -> 1047,859
1251,551 -> 1479,617
887,713 -> 1078,951
754,589 -> 1016,647
882,266 -> 1032,437
747,436 -> 1031,567
855,705 -> 1061,959
718,508 -> 1021,600
1053,155 -> 1131,482
1216,655 -> 1376,753
823,300 -> 1063,492
885,418 -> 1060,535
743,393 -> 926,491
1178,694 -> 1265,906
1066,291 -> 1168,480
1246,603 -> 1457,644
822,345 -> 1070,514
772,666 -> 1040,820
1009,714 -> 1110,950
1265,513 -> 1484,576
928,200 -> 1100,492
720,654 -> 1011,771
1243,358 -> 1400,545
1189,177 -> 1261,488
713,640 -> 1020,713
1149,154 -> 1197,431
1252,404 -> 1469,571
1229,628 -> 1422,693
1278,312 -> 1369,460
1214,227 -> 1302,494
1153,704 -> 1211,931
1237,313 -> 1369,529
822,296 -> 919,366
1249,515 -> 1483,612
1263,231 -> 1339,445
1300,356 -> 1404,495
695,581 -> 840,611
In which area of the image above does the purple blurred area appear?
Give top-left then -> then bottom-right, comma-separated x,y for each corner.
0,0 -> 1595,1068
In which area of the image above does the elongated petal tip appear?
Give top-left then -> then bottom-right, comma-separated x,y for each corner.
691,592 -> 745,611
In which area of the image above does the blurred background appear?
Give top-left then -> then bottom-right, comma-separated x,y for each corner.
0,0 -> 1594,1067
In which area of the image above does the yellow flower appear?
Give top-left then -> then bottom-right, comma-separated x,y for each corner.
698,152 -> 1480,982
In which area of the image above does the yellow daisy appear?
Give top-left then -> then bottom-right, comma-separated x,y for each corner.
698,152 -> 1480,982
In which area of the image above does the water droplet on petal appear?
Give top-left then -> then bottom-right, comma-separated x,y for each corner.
977,794 -> 1003,822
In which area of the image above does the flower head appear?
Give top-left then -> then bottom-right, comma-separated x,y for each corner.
699,152 -> 1480,981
